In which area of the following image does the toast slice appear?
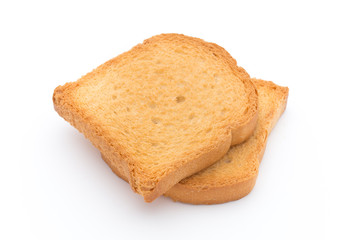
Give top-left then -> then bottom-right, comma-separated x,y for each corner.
101,79 -> 288,204
53,34 -> 258,202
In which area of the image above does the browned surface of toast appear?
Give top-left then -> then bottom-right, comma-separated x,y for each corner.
53,34 -> 258,202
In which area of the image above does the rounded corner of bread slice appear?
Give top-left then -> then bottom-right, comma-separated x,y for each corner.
163,79 -> 289,204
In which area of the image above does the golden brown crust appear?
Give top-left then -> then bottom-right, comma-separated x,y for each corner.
53,33 -> 258,202
230,108 -> 258,145
164,175 -> 258,205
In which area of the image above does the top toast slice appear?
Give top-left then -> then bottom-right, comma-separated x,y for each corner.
53,34 -> 258,202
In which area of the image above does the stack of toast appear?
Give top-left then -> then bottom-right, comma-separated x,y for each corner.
53,34 -> 288,204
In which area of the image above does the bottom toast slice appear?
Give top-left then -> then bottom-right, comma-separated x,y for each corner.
101,79 -> 288,204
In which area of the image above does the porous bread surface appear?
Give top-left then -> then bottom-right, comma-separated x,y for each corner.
53,34 -> 258,202
100,79 -> 288,204
165,79 -> 289,204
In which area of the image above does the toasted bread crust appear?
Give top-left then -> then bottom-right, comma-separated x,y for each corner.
53,34 -> 258,202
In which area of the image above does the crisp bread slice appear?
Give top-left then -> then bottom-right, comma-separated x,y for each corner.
53,34 -> 258,202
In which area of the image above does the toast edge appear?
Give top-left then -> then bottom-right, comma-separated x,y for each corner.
230,78 -> 259,145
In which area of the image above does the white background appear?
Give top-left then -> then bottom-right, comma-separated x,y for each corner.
1,0 -> 359,239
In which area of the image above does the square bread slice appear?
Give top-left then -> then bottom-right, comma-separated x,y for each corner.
53,34 -> 258,202
101,79 -> 288,204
